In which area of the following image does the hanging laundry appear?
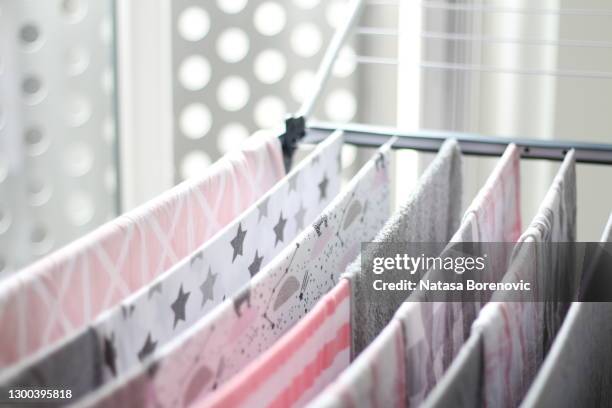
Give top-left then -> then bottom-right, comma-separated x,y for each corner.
386,144 -> 521,407
73,138 -> 393,407
348,139 -> 462,356
0,132 -> 344,403
305,139 -> 463,408
203,279 -> 351,408
521,216 -> 612,408
423,150 -> 577,408
0,134 -> 285,369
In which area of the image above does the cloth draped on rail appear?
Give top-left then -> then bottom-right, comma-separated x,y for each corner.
206,139 -> 464,408
0,132 -> 344,405
423,150 -> 578,408
73,138 -> 393,408
0,134 -> 285,369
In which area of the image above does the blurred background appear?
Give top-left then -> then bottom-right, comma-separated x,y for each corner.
0,0 -> 611,275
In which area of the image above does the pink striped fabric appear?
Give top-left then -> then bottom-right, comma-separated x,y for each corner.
200,279 -> 351,408
0,135 -> 284,368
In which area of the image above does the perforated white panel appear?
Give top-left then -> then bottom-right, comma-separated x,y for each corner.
172,0 -> 358,181
0,0 -> 118,278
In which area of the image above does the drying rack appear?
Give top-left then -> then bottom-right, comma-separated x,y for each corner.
280,0 -> 612,168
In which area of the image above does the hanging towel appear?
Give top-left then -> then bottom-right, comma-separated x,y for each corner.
395,144 -> 522,407
202,139 -> 463,408
74,139 -> 393,408
521,215 -> 612,408
347,139 -> 462,357
202,279 -> 351,408
0,134 -> 284,369
424,150 -> 577,408
0,132 -> 344,404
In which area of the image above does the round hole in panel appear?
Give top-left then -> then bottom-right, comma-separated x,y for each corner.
27,177 -> 53,207
24,127 -> 50,156
64,142 -> 94,177
103,117 -> 115,143
104,166 -> 117,193
22,75 -> 46,105
254,49 -> 286,84
290,70 -> 315,103
326,0 -> 347,28
254,96 -> 286,129
291,23 -> 322,58
30,223 -> 53,254
254,2 -> 286,36
217,123 -> 250,154
19,23 -> 42,48
216,28 -> 249,63
325,89 -> 357,122
0,157 -> 7,184
66,95 -> 92,127
341,145 -> 358,169
0,206 -> 11,234
217,76 -> 250,112
333,46 -> 356,78
178,55 -> 211,91
293,0 -> 320,9
100,17 -> 112,45
181,150 -> 212,180
216,0 -> 248,14
61,0 -> 88,23
66,191 -> 95,226
180,103 -> 212,139
101,67 -> 114,94
66,47 -> 90,76
178,7 -> 210,42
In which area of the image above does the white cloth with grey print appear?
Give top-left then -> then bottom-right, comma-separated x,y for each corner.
0,131 -> 344,404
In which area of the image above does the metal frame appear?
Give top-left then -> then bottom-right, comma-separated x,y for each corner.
280,0 -> 612,166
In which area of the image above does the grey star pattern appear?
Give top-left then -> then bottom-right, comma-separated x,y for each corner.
257,198 -> 269,221
248,250 -> 264,277
138,333 -> 157,361
273,212 -> 287,246
294,202 -> 307,230
171,285 -> 191,329
103,334 -> 117,376
200,268 -> 217,307
147,282 -> 162,299
318,174 -> 329,202
288,175 -> 299,193
230,223 -> 247,262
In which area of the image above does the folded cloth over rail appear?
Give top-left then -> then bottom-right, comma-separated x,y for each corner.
206,139 -> 464,408
423,150 -> 577,408
520,213 -> 612,408
0,132 -> 344,404
0,134 -> 285,369
308,143 -> 521,408
73,137 -> 393,407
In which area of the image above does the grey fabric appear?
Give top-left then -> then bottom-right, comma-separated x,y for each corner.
344,139 -> 463,356
422,333 -> 483,408
521,214 -> 612,408
0,328 -> 104,407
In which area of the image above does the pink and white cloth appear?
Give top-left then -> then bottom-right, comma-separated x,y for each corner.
74,138 -> 393,408
473,149 -> 577,408
201,279 -> 351,408
0,134 -> 285,368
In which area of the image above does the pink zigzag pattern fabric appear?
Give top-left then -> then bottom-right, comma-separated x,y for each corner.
0,134 -> 285,368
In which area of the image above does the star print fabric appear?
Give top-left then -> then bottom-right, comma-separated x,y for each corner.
75,138 -> 393,408
0,131 -> 343,404
0,133 -> 285,369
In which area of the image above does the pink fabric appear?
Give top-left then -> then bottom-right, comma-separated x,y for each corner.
0,135 -> 284,368
200,280 -> 351,408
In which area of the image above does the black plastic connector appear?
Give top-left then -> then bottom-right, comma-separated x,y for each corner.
280,116 -> 306,171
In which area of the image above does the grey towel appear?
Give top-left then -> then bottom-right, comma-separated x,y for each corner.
344,139 -> 463,356
521,214 -> 612,408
